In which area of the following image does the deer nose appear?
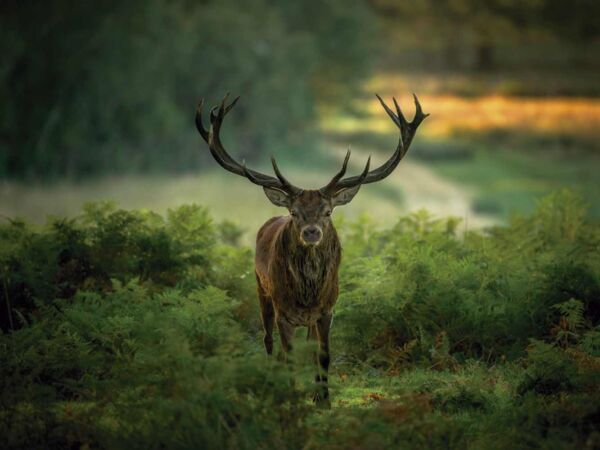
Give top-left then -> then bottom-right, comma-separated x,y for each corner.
302,226 -> 322,244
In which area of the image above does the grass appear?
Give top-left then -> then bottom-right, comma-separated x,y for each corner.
329,363 -> 515,413
428,147 -> 600,217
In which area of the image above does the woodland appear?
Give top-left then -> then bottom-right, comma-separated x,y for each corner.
1,1 -> 599,448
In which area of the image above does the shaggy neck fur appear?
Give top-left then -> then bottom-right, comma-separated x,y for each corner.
278,220 -> 340,307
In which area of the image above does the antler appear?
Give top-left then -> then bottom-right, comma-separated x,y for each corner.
196,93 -> 301,194
320,93 -> 428,195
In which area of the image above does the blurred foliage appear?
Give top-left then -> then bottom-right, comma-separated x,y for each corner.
1,0 -> 599,181
0,200 -> 257,331
0,0 -> 377,180
369,0 -> 600,70
1,190 -> 600,448
424,144 -> 600,219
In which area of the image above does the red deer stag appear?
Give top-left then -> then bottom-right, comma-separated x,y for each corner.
196,93 -> 428,404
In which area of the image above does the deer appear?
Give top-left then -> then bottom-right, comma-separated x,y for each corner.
195,93 -> 428,405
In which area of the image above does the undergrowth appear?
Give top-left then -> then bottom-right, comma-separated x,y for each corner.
1,190 -> 599,449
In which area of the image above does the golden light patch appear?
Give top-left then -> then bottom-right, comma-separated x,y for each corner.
320,75 -> 600,142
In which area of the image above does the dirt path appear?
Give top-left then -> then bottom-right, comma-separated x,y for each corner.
0,145 -> 497,235
382,159 -> 496,229
329,144 -> 497,229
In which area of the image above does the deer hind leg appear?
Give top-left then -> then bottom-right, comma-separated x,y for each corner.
257,276 -> 274,355
313,313 -> 332,407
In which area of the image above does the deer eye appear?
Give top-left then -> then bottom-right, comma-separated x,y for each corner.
290,211 -> 297,217
325,210 -> 332,217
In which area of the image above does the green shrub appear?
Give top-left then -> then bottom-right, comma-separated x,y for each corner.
335,190 -> 600,367
0,280 -> 311,450
0,202 -> 230,331
1,191 -> 599,449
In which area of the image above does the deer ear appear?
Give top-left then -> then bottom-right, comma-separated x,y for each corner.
263,187 -> 291,207
331,185 -> 361,207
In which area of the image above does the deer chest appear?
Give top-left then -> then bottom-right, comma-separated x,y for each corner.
272,262 -> 338,326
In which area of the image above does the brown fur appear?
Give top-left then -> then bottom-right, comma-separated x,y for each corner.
255,190 -> 341,403
256,215 -> 340,326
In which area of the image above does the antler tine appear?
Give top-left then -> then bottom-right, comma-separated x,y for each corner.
270,156 -> 297,191
195,99 -> 209,142
241,159 -> 264,185
392,97 -> 408,127
196,93 -> 301,193
323,152 -> 371,195
321,93 -> 428,192
355,155 -> 371,184
412,93 -> 430,127
211,93 -> 239,122
196,94 -> 240,143
320,148 -> 351,195
375,94 -> 401,129
225,95 -> 240,114
392,96 -> 408,138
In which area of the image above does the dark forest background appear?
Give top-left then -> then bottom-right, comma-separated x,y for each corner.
2,0 -> 598,180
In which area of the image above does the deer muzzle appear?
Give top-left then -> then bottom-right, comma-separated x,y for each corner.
301,225 -> 323,245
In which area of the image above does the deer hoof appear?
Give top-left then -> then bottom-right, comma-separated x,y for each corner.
313,391 -> 331,409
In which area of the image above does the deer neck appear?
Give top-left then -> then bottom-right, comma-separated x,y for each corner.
277,221 -> 340,306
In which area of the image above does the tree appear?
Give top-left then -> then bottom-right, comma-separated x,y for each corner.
0,0 -> 378,180
367,0 -> 562,71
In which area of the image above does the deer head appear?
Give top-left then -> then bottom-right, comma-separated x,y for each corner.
196,93 -> 428,246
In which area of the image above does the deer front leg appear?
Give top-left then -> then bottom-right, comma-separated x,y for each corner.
259,296 -> 274,355
276,315 -> 295,358
307,323 -> 319,381
314,313 -> 332,406
257,275 -> 274,355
